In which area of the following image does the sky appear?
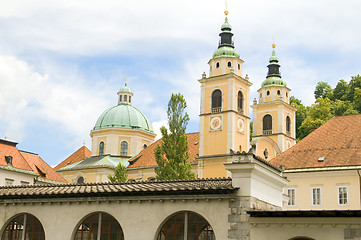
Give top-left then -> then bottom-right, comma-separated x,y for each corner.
0,0 -> 360,167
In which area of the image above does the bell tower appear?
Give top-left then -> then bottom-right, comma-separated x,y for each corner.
251,44 -> 296,160
198,11 -> 252,178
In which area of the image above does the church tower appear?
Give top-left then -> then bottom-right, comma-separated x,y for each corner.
198,11 -> 252,178
251,44 -> 296,160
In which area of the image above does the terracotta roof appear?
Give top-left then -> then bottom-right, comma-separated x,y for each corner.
20,151 -> 67,183
0,140 -> 33,172
54,146 -> 91,170
270,114 -> 361,169
0,178 -> 235,199
128,132 -> 199,168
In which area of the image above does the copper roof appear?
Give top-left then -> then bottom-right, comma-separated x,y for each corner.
20,151 -> 67,183
0,178 -> 235,199
128,132 -> 199,168
0,140 -> 34,172
270,114 -> 361,169
54,146 -> 91,170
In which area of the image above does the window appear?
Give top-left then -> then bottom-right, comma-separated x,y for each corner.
5,156 -> 12,165
338,186 -> 348,205
119,95 -> 122,102
129,96 -> 131,103
124,95 -> 127,102
143,144 -> 147,149
216,62 -> 220,69
99,142 -> 104,156
5,178 -> 14,186
2,213 -> 45,240
237,91 -> 244,114
211,89 -> 222,113
287,188 -> 296,206
277,90 -> 281,96
74,212 -> 124,240
238,64 -> 240,70
157,212 -> 215,240
312,187 -> 321,206
286,116 -> 291,135
120,141 -> 128,156
267,90 -> 270,96
263,148 -> 269,159
77,177 -> 84,184
227,61 -> 232,68
263,114 -> 272,135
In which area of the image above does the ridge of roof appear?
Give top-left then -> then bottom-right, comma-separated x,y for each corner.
54,146 -> 91,170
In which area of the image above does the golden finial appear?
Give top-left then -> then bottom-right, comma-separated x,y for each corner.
125,78 -> 127,86
224,0 -> 229,16
272,43 -> 276,49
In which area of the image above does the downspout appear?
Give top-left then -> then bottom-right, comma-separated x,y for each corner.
357,170 -> 361,207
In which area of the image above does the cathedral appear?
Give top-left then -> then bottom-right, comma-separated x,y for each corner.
55,11 -> 296,182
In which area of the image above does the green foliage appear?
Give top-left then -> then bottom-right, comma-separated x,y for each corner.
298,98 -> 333,139
154,93 -> 195,180
332,79 -> 348,101
314,81 -> 333,99
108,162 -> 128,182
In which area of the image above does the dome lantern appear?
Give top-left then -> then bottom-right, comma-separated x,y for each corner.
117,79 -> 133,105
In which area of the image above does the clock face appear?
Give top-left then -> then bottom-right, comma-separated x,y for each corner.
237,118 -> 245,132
210,116 -> 222,130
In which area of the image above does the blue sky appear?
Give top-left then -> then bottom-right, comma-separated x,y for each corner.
0,0 -> 360,167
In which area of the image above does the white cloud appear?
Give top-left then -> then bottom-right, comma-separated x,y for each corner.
152,120 -> 168,141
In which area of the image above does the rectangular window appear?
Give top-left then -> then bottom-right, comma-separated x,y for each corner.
312,187 -> 321,205
124,95 -> 127,102
21,181 -> 29,185
338,186 -> 348,205
5,178 -> 14,186
287,188 -> 296,206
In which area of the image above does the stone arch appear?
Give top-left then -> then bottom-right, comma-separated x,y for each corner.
251,136 -> 281,158
72,211 -> 124,240
156,211 -> 215,240
1,213 -> 45,240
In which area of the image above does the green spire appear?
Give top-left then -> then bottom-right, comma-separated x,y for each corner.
261,44 -> 287,88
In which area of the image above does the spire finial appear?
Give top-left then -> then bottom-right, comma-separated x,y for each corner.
272,36 -> 276,49
224,0 -> 229,16
125,78 -> 127,86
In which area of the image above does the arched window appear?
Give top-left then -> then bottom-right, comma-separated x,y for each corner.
227,61 -> 232,68
77,176 -> 84,184
211,89 -> 222,113
99,142 -> 104,156
74,212 -> 124,240
2,213 -> 45,240
143,144 -> 147,149
237,91 -> 244,114
263,114 -> 272,135
157,212 -> 215,240
216,62 -> 220,69
286,116 -> 291,135
120,141 -> 128,157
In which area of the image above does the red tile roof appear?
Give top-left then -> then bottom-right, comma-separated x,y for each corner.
0,140 -> 33,171
20,151 -> 67,183
270,114 -> 361,169
128,132 -> 199,168
54,146 -> 91,171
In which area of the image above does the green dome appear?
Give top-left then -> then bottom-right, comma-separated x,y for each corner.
212,46 -> 240,59
118,86 -> 132,93
221,17 -> 232,30
94,104 -> 154,133
269,49 -> 279,62
261,76 -> 287,88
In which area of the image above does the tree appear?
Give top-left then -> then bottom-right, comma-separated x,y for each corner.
298,98 -> 333,139
154,93 -> 195,180
332,99 -> 358,116
108,162 -> 128,182
314,81 -> 333,99
333,79 -> 349,101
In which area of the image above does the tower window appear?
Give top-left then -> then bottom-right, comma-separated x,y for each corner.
267,90 -> 270,96
286,92 -> 288,97
263,114 -> 272,135
124,95 -> 127,102
129,96 -> 131,103
227,61 -> 232,68
120,141 -> 128,157
238,64 -> 240,70
286,116 -> 291,135
216,62 -> 220,69
211,89 -> 222,113
237,91 -> 244,114
119,95 -> 122,102
277,90 -> 281,96
99,141 -> 104,156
